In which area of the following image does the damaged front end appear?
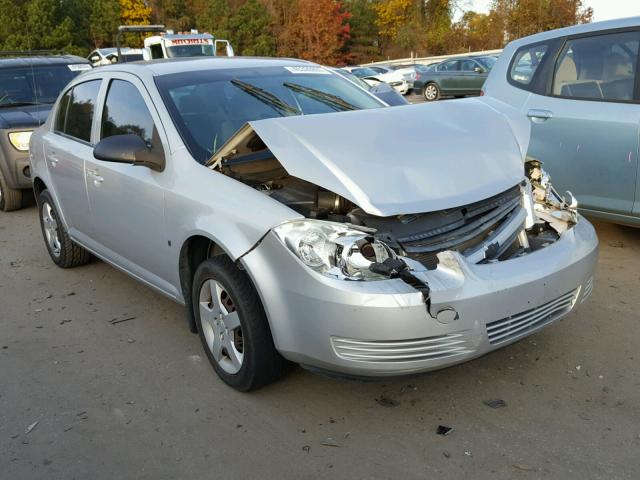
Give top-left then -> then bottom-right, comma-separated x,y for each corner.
212,125 -> 579,303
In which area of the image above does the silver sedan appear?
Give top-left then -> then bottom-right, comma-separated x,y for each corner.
29,58 -> 598,391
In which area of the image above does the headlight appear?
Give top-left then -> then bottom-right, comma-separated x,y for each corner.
273,220 -> 395,280
9,131 -> 32,151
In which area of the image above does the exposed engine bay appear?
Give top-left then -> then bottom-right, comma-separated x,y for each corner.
213,133 -> 578,289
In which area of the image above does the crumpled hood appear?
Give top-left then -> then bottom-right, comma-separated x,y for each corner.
0,105 -> 51,129
247,98 -> 529,216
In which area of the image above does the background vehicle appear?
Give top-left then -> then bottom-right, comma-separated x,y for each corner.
343,66 -> 410,95
0,53 -> 91,211
483,17 -> 640,226
88,47 -> 144,66
30,58 -> 596,392
334,68 -> 408,106
113,25 -> 234,62
413,56 -> 494,101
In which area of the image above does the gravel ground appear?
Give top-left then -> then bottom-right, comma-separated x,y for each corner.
1,206 -> 639,480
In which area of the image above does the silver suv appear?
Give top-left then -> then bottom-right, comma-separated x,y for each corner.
30,58 -> 598,390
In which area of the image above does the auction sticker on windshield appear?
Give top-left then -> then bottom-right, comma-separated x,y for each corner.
284,66 -> 330,75
68,64 -> 92,71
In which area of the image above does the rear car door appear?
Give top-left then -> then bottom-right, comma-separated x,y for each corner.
84,74 -> 176,295
45,79 -> 101,239
522,29 -> 640,216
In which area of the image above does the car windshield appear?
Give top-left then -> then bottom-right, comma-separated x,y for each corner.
0,64 -> 84,106
475,56 -> 496,70
351,67 -> 378,78
156,66 -> 383,163
166,44 -> 215,58
121,54 -> 143,62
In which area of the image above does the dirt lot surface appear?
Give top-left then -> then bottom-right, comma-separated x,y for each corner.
1,207 -> 639,479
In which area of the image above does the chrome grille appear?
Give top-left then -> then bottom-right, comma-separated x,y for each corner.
486,288 -> 580,345
332,333 -> 471,363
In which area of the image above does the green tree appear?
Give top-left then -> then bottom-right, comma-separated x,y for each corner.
345,0 -> 381,63
196,0 -> 232,40
228,0 -> 275,56
90,0 -> 122,48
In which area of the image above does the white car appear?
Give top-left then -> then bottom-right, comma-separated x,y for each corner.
343,66 -> 410,95
88,48 -> 144,66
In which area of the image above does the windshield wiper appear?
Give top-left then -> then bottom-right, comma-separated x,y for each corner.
0,101 -> 44,108
230,79 -> 300,116
283,82 -> 357,111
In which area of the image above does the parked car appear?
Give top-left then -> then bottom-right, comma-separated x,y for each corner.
370,64 -> 417,85
0,54 -> 91,211
334,68 -> 408,106
88,47 -> 144,66
483,17 -> 640,226
413,56 -> 495,101
343,66 -> 410,95
30,57 -> 597,391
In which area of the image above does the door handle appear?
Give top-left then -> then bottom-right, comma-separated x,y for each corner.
527,109 -> 553,121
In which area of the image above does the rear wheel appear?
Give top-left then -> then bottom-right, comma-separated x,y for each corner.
0,169 -> 22,212
38,190 -> 91,268
193,256 -> 289,391
423,83 -> 440,101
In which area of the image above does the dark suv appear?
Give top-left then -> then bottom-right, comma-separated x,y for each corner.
0,54 -> 91,211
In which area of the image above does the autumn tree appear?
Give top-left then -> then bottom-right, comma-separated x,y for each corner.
279,0 -> 351,65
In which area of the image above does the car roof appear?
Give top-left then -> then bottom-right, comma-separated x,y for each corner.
92,56 -> 316,77
0,54 -> 89,68
509,16 -> 640,47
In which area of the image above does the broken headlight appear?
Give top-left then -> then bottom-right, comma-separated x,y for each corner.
273,220 -> 395,280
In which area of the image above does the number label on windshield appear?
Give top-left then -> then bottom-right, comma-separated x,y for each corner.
284,66 -> 330,75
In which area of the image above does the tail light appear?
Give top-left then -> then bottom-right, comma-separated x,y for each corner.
480,89 -> 485,96
415,72 -> 420,81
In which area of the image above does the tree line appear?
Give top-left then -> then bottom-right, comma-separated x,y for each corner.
0,0 -> 593,65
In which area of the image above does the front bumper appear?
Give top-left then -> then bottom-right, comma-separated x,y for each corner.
241,217 -> 598,377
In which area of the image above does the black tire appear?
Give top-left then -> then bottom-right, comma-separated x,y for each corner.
423,82 -> 441,102
193,256 -> 289,391
0,168 -> 23,212
37,189 -> 91,268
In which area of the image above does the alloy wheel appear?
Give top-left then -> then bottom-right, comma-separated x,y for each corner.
41,201 -> 61,258
198,279 -> 244,374
424,84 -> 438,101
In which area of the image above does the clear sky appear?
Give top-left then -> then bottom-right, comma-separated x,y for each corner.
459,0 -> 640,22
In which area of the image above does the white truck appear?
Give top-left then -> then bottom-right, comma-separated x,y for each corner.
116,25 -> 234,62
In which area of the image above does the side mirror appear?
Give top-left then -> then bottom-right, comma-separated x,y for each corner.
474,66 -> 485,74
94,134 -> 165,172
226,44 -> 235,57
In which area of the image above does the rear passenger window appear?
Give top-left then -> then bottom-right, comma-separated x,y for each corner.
510,43 -> 549,85
552,30 -> 639,101
55,80 -> 101,142
101,79 -> 158,148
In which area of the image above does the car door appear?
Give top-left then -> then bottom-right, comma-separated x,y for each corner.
458,59 -> 487,94
435,60 -> 461,93
523,29 -> 640,216
44,79 -> 101,240
84,74 -> 177,296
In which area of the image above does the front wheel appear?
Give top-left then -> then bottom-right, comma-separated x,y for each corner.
423,83 -> 440,101
193,256 -> 289,391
